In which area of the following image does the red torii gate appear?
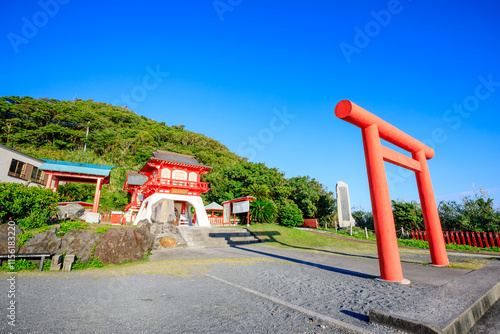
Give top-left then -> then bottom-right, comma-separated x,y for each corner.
335,100 -> 449,283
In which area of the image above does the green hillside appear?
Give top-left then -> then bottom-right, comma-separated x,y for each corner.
0,96 -> 336,225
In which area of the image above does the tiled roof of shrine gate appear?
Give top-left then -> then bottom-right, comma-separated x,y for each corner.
151,150 -> 212,169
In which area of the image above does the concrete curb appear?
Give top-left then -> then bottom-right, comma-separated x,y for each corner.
369,261 -> 500,334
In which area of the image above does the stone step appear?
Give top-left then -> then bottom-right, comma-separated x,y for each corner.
184,236 -> 257,244
177,227 -> 260,248
182,234 -> 253,242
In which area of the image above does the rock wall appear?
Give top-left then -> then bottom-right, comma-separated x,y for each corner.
0,223 -> 157,266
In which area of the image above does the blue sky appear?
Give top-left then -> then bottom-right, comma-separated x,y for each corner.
1,0 -> 499,210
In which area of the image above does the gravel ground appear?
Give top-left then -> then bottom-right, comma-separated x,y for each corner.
0,273 -> 350,334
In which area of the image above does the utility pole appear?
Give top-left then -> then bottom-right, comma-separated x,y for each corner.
83,121 -> 90,152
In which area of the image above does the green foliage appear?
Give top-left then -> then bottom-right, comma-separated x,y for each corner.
96,226 -> 112,234
0,182 -> 59,229
72,256 -> 105,270
391,200 -> 424,232
16,232 -> 33,247
277,200 -> 304,227
58,183 -> 95,202
0,258 -> 37,271
438,189 -> 500,232
240,183 -> 270,200
43,258 -> 51,271
397,238 -> 430,249
250,199 -> 277,224
352,210 -> 374,230
57,220 -> 87,237
288,176 -> 321,218
316,194 -> 337,226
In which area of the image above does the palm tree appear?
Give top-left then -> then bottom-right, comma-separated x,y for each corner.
240,184 -> 270,200
250,199 -> 277,224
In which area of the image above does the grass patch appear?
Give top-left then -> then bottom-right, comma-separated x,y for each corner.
248,224 -> 379,255
397,238 -> 500,253
448,260 -> 492,270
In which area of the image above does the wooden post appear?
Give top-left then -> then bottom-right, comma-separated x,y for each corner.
362,124 -> 404,282
92,178 -> 102,214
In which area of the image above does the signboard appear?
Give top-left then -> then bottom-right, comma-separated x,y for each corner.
232,200 -> 250,214
171,188 -> 189,194
223,203 -> 231,223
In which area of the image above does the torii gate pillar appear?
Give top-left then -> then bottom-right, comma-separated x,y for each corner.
336,100 -> 449,282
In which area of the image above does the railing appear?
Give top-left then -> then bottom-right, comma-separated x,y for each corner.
208,215 -> 228,226
100,212 -> 137,225
151,178 -> 210,191
412,230 -> 500,248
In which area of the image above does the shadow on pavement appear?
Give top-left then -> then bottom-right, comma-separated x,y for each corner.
233,245 -> 377,279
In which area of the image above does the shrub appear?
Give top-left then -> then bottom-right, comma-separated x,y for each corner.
0,258 -> 37,271
0,182 -> 60,229
277,201 -> 303,227
72,256 -> 104,270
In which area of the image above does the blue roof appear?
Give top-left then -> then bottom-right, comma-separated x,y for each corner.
39,160 -> 115,177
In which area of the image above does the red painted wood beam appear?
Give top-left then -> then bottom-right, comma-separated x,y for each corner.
335,100 -> 434,159
381,146 -> 421,172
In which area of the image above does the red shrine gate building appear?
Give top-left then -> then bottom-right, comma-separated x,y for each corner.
123,150 -> 212,226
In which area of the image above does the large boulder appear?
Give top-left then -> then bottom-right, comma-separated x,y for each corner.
60,229 -> 100,263
19,228 -> 61,254
94,227 -> 151,265
57,204 -> 85,219
0,223 -> 24,254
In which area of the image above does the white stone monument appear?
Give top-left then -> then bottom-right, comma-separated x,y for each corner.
336,181 -> 355,228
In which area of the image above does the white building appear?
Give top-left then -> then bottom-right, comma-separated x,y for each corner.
0,144 -> 47,187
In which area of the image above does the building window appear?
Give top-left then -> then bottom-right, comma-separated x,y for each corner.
31,167 -> 46,185
172,170 -> 187,180
8,159 -> 28,180
189,172 -> 197,182
161,168 -> 171,178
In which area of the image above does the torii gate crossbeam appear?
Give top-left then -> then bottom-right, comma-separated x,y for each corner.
335,100 -> 449,283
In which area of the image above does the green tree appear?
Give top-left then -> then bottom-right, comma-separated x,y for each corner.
352,210 -> 374,230
240,184 -> 270,200
391,200 -> 424,232
316,193 -> 336,226
438,189 -> 500,232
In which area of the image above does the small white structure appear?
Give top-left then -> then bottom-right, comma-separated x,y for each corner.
336,181 -> 355,228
